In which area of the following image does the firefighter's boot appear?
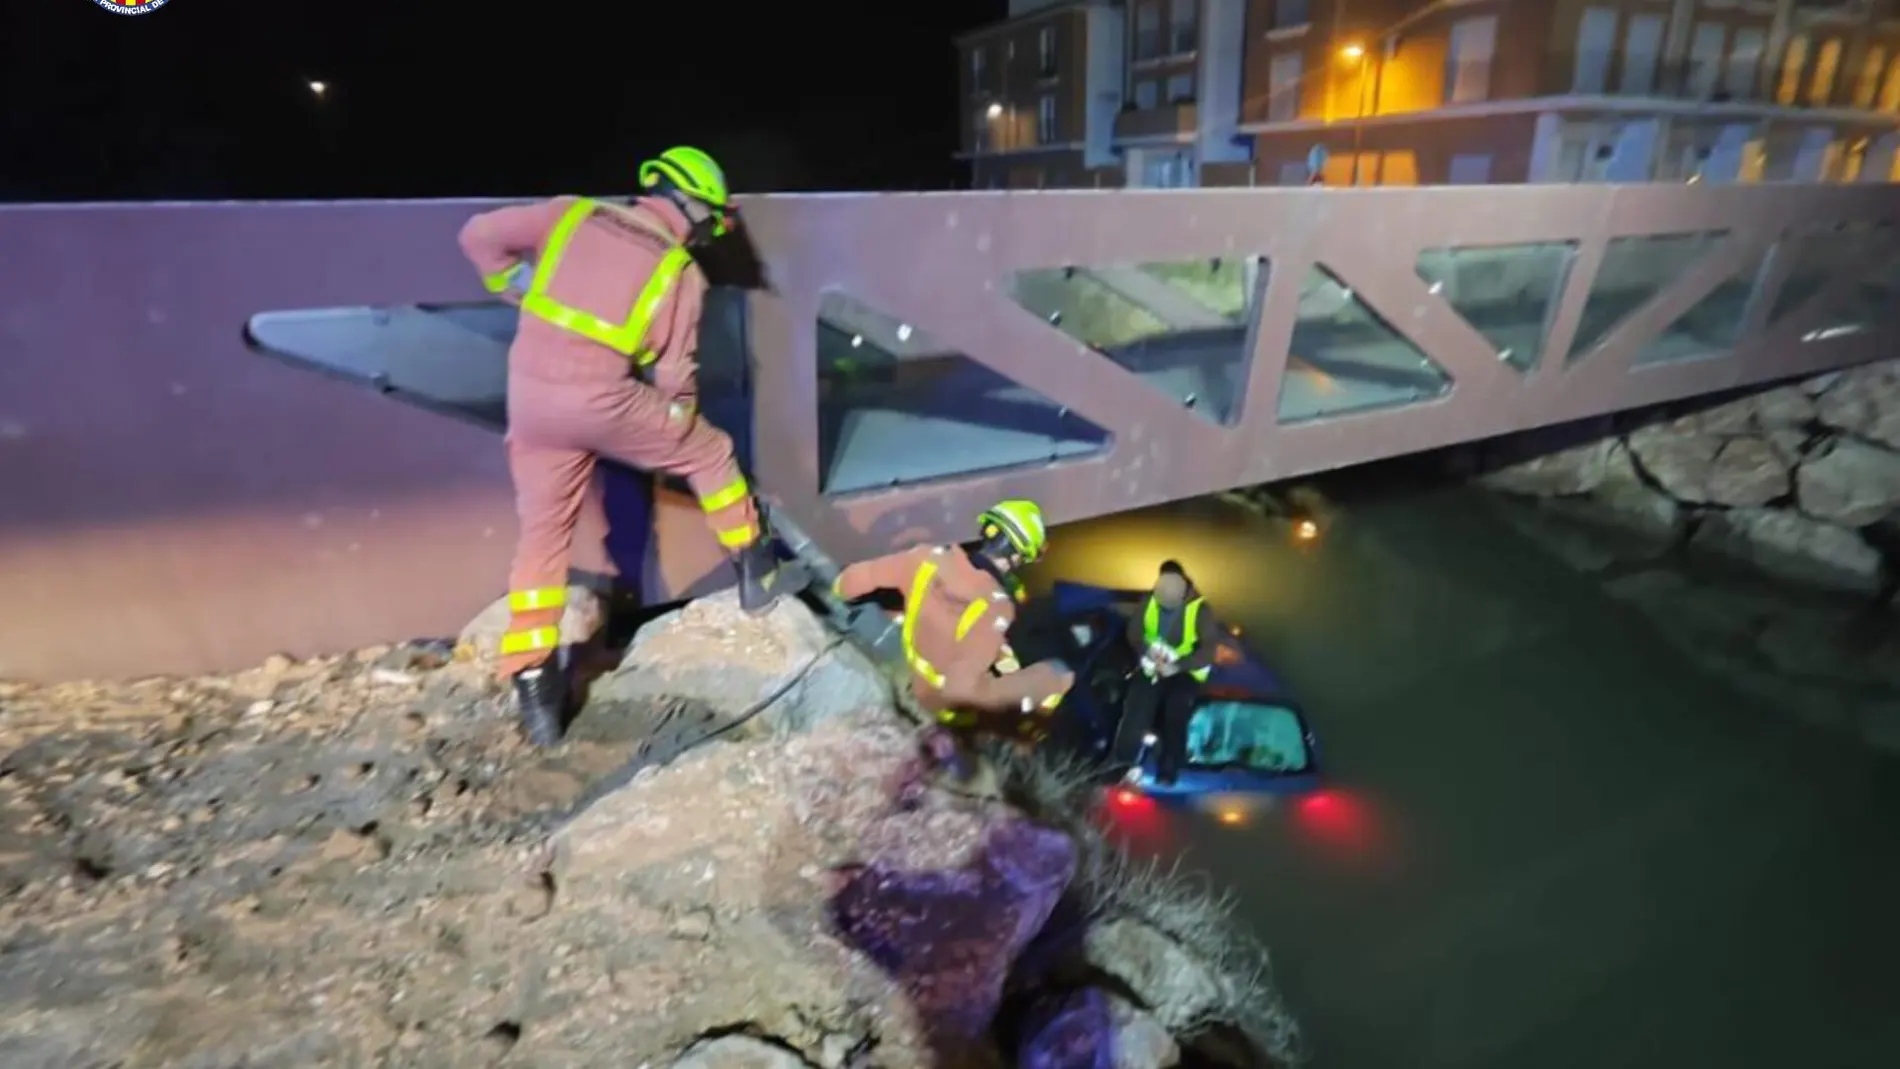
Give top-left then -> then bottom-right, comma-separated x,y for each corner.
511,665 -> 566,747
735,538 -> 811,617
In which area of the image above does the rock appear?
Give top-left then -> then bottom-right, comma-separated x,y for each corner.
1589,441 -> 1683,536
1626,426 -> 1789,505
672,1036 -> 815,1069
1752,385 -> 1817,428
1795,437 -> 1900,527
1814,362 -> 1900,449
548,715 -> 1075,1067
1019,988 -> 1179,1069
456,584 -> 604,665
1691,508 -> 1885,593
1479,439 -> 1613,497
585,590 -> 889,739
1081,920 -> 1225,1035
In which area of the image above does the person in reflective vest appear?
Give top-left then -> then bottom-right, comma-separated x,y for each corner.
457,146 -> 793,746
832,500 -> 1074,767
1114,560 -> 1225,785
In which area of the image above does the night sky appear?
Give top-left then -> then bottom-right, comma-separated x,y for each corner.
1,0 -> 1007,201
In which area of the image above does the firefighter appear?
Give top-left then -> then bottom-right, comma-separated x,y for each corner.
831,500 -> 1074,768
457,146 -> 794,746
1113,560 -> 1226,786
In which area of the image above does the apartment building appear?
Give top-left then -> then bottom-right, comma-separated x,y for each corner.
956,0 -> 1128,187
955,0 -> 1900,187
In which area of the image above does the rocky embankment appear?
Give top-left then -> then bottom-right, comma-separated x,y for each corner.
0,592 -> 1301,1068
1474,359 -> 1900,754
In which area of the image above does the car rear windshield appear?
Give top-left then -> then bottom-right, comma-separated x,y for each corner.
1186,699 -> 1311,774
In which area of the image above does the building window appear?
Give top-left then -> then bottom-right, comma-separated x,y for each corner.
1135,2 -> 1161,60
1573,8 -> 1617,94
1809,38 -> 1843,106
1776,34 -> 1810,105
1447,153 -> 1492,185
1039,26 -> 1057,77
1726,27 -> 1765,99
1167,72 -> 1194,102
1273,0 -> 1309,28
1882,56 -> 1900,112
1618,13 -> 1663,95
1267,51 -> 1302,121
1446,15 -> 1497,104
970,47 -> 985,90
1686,24 -> 1725,99
1134,79 -> 1159,109
1169,0 -> 1197,54
1854,45 -> 1886,108
1038,94 -> 1057,143
973,111 -> 989,153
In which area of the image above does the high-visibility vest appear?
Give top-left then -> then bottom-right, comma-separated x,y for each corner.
1142,595 -> 1210,681
484,197 -> 692,366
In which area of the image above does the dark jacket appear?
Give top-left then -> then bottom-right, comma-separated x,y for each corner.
1124,585 -> 1224,676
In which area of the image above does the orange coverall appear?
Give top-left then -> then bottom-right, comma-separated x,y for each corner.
835,545 -> 1074,737
458,195 -> 763,678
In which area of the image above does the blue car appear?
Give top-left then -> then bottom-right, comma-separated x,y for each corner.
1024,581 -> 1324,804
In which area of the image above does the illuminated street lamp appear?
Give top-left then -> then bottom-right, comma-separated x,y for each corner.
307,80 -> 328,98
1338,43 -> 1365,60
986,102 -> 1003,118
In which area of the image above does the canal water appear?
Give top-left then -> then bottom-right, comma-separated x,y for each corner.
1023,466 -> 1900,1069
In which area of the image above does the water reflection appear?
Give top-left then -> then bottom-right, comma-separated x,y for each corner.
1024,477 -> 1900,1069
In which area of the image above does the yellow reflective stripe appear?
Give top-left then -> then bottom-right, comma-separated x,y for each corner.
715,523 -> 758,549
699,477 -> 750,514
482,266 -> 518,294
498,626 -> 560,655
954,599 -> 988,641
903,561 -> 947,689
1039,693 -> 1063,709
518,197 -> 689,362
507,586 -> 567,612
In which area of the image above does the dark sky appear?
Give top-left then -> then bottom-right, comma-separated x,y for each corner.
0,0 -> 1007,200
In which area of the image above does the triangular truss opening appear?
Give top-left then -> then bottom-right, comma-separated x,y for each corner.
816,291 -> 1108,495
1006,257 -> 1266,426
1278,264 -> 1453,424
1415,241 -> 1580,372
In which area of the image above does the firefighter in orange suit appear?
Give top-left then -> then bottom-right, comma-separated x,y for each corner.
458,146 -> 796,747
832,500 -> 1075,764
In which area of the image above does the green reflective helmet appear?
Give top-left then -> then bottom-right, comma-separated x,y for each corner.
638,146 -> 733,236
977,499 -> 1048,564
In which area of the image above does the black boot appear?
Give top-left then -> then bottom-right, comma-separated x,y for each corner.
511,665 -> 566,747
736,538 -> 788,616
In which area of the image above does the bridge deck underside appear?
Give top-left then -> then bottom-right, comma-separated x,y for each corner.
3,185 -> 1897,679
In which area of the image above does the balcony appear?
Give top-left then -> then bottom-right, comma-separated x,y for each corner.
1116,101 -> 1199,140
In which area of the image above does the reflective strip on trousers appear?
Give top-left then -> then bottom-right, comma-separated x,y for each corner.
901,559 -> 992,690
517,197 -> 691,364
498,625 -> 560,656
508,586 -> 567,612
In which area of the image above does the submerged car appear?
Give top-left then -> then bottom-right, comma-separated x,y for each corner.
1019,581 -> 1323,802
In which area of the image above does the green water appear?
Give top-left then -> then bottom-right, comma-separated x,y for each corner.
1025,475 -> 1900,1068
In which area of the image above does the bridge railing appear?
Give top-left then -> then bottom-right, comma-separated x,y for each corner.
2,186 -> 1896,680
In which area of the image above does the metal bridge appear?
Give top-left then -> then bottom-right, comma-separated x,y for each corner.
4,184 -> 1897,682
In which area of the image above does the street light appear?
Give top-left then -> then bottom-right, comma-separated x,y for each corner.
1338,43 -> 1365,60
307,80 -> 328,97
986,102 -> 1003,118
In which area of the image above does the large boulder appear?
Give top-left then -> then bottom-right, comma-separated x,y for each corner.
580,590 -> 891,741
1794,437 -> 1900,527
1690,508 -> 1884,593
1814,362 -> 1900,450
1017,987 -> 1178,1069
1479,439 -> 1613,497
542,714 -> 1076,1068
1625,426 -> 1790,506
